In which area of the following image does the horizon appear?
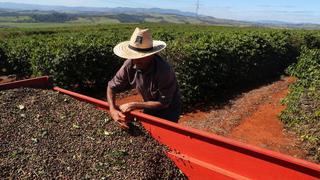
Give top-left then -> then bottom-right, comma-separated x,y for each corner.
0,0 -> 319,24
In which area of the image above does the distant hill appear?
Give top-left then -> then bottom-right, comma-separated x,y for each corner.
0,2 -> 319,29
0,2 -> 197,16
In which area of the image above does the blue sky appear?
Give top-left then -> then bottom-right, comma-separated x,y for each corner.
1,0 -> 319,24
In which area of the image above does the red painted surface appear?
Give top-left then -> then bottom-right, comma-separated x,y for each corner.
0,76 -> 51,90
1,76 -> 320,179
136,113 -> 320,179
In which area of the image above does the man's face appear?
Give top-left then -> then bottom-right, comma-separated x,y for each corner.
132,55 -> 153,69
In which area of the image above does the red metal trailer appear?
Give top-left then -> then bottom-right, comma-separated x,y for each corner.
1,76 -> 320,180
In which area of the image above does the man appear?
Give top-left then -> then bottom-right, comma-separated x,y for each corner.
107,27 -> 181,129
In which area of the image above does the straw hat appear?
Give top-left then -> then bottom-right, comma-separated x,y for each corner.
113,27 -> 166,59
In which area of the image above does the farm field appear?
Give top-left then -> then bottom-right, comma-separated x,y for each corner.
0,23 -> 319,178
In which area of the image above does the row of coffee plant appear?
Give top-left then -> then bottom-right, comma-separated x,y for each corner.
0,24 -> 319,105
280,46 -> 320,163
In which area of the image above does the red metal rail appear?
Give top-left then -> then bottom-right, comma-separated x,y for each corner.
0,76 -> 51,90
1,76 -> 320,179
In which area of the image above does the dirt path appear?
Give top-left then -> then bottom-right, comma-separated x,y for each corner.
180,76 -> 306,159
227,89 -> 303,158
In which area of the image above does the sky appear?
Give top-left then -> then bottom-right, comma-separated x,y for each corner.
0,0 -> 319,24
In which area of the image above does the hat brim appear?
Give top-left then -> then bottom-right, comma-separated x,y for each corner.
113,40 -> 166,59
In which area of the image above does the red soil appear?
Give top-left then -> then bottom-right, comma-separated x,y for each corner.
116,90 -> 142,106
179,110 -> 208,123
178,77 -> 305,159
226,78 -> 304,158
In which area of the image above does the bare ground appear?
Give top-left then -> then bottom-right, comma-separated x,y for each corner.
179,76 -> 306,159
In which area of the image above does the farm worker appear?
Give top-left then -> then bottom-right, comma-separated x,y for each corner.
107,27 -> 181,129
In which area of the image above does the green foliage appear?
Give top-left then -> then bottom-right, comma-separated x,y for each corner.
31,12 -> 77,23
165,31 -> 299,104
0,24 -> 318,104
0,37 -> 39,77
29,32 -> 124,90
302,33 -> 320,49
0,41 -> 7,75
287,47 -> 320,87
280,48 -> 320,162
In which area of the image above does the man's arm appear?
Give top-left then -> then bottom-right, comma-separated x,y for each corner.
107,86 -> 117,110
106,60 -> 132,129
119,101 -> 169,113
107,86 -> 128,129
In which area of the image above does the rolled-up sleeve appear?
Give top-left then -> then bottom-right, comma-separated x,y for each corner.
157,68 -> 177,105
108,61 -> 130,93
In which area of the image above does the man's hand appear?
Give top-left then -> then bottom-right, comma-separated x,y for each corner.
119,102 -> 138,113
110,108 -> 129,129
